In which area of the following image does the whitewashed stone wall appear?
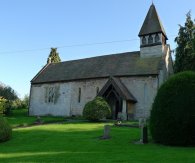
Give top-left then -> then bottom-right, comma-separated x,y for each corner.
29,76 -> 159,120
120,76 -> 158,119
29,82 -> 72,116
158,45 -> 173,86
69,79 -> 107,115
29,78 -> 107,117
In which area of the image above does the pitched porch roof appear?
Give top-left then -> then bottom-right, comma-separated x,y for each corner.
98,77 -> 137,103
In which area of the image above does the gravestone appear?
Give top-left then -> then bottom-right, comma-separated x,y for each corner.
139,118 -> 148,144
35,116 -> 43,124
142,125 -> 148,143
139,118 -> 146,127
101,125 -> 111,139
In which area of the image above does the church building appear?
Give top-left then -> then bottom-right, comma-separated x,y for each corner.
29,4 -> 173,120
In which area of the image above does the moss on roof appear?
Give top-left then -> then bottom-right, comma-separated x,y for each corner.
31,51 -> 163,84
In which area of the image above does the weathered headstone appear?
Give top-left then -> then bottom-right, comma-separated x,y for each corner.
101,125 -> 111,139
139,118 -> 146,128
139,118 -> 148,144
142,125 -> 148,143
35,116 -> 43,124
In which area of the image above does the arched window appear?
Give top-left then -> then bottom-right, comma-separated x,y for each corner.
148,35 -> 153,44
142,36 -> 147,45
155,34 -> 160,43
48,87 -> 54,103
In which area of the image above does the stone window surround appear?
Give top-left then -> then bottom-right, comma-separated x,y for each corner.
45,87 -> 55,104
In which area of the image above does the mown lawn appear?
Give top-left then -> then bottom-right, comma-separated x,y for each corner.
0,123 -> 195,162
5,109 -> 65,128
0,110 -> 195,162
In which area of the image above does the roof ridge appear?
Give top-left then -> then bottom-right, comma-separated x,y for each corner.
54,51 -> 140,65
31,50 -> 162,84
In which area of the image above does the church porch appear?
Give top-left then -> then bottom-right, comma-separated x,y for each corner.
98,77 -> 137,120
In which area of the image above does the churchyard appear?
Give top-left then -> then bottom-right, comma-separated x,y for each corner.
0,109 -> 194,163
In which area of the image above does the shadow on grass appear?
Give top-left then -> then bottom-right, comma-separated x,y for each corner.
0,124 -> 195,163
0,150 -> 112,162
0,124 -> 141,162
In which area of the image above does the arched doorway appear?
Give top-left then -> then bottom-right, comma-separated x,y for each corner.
105,88 -> 122,119
97,77 -> 137,120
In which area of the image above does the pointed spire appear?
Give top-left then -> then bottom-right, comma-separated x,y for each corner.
138,4 -> 167,39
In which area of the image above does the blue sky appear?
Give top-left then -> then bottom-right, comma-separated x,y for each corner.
0,0 -> 195,98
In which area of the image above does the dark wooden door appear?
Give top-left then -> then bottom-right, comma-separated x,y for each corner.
106,92 -> 121,120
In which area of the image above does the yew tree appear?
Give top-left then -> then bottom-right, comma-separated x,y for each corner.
174,12 -> 195,73
47,48 -> 61,64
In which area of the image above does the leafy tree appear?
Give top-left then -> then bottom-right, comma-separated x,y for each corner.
0,83 -> 19,115
11,99 -> 24,110
174,12 -> 195,73
0,97 -> 7,115
47,48 -> 61,64
22,94 -> 29,108
0,84 -> 18,101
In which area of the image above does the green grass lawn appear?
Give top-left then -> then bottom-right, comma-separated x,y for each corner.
0,110 -> 195,162
5,109 -> 65,128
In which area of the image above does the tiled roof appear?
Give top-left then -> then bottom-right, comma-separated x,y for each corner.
138,4 -> 167,39
31,51 -> 163,84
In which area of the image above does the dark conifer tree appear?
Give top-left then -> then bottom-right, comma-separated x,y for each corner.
174,12 -> 195,73
47,48 -> 61,64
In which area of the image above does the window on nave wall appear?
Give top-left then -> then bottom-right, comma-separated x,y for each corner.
44,86 -> 60,104
96,87 -> 99,95
78,88 -> 81,103
45,87 -> 55,103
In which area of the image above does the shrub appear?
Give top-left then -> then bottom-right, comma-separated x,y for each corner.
150,71 -> 195,146
0,97 -> 7,115
0,97 -> 13,116
83,97 -> 111,121
3,101 -> 12,116
0,116 -> 12,142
